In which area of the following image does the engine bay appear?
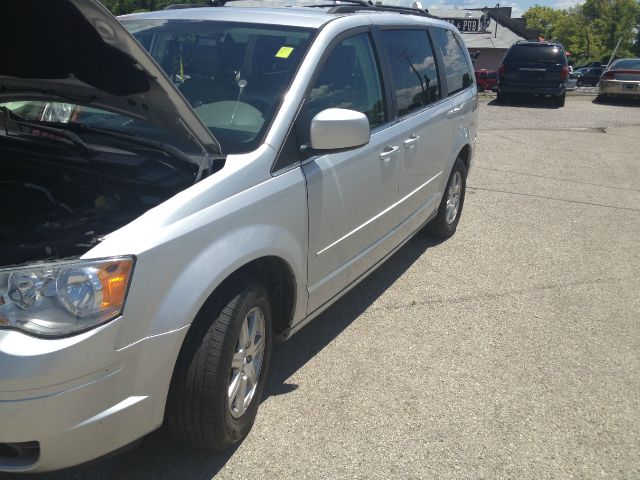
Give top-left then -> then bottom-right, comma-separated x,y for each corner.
0,133 -> 199,267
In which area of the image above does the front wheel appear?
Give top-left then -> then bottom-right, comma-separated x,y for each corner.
426,157 -> 467,238
167,276 -> 273,450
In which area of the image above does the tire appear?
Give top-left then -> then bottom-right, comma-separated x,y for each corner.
167,276 -> 273,450
577,80 -> 584,87
496,91 -> 506,104
426,157 -> 467,238
555,93 -> 566,107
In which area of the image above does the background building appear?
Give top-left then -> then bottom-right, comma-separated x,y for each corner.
428,6 -> 540,71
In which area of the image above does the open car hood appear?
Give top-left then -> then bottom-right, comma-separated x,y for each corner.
0,0 -> 221,156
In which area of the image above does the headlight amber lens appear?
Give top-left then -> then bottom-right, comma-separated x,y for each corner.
0,257 -> 134,337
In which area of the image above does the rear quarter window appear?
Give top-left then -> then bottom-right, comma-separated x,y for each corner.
611,59 -> 640,70
430,28 -> 473,96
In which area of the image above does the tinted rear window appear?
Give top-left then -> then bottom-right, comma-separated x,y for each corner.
611,59 -> 640,70
506,45 -> 565,63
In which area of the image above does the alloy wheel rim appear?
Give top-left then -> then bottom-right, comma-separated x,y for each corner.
228,306 -> 265,418
445,171 -> 462,225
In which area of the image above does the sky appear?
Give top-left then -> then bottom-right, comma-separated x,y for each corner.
420,0 -> 584,17
269,0 -> 585,22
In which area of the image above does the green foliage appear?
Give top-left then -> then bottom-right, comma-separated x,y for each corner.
523,1 -> 640,62
523,6 -> 564,40
100,0 -> 207,15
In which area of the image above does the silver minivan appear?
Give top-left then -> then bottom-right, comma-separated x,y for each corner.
0,0 -> 477,472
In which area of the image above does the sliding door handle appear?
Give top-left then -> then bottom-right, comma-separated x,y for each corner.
380,145 -> 399,161
403,134 -> 421,149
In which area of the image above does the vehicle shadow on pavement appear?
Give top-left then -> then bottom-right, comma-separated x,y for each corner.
7,233 -> 443,480
592,97 -> 640,108
265,232 -> 445,400
486,98 -> 560,109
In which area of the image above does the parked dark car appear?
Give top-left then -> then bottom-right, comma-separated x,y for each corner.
573,67 -> 604,87
497,41 -> 569,107
475,69 -> 498,91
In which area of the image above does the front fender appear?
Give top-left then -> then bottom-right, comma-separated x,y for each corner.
116,223 -> 307,350
86,165 -> 308,350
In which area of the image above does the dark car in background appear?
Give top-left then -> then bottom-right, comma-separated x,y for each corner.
497,41 -> 569,107
475,69 -> 498,91
572,67 -> 604,87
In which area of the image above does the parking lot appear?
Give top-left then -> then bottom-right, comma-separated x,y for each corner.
8,95 -> 639,480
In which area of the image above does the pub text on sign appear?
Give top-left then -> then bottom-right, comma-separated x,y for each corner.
443,11 -> 491,33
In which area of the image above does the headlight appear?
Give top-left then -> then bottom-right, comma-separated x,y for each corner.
0,257 -> 134,337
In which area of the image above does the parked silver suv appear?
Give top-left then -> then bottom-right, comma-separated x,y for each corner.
0,0 -> 477,472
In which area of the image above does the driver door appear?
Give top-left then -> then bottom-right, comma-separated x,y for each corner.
300,30 -> 406,313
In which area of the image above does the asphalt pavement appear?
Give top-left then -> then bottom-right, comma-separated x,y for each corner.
8,95 -> 640,480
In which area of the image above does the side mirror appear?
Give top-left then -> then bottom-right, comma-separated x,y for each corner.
310,108 -> 370,151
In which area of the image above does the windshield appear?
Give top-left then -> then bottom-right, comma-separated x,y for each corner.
610,59 -> 640,70
122,19 -> 313,154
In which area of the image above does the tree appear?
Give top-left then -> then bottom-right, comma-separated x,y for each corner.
523,1 -> 640,63
555,7 -> 606,59
581,0 -> 640,58
522,5 -> 565,40
634,28 -> 640,56
101,0 -> 207,15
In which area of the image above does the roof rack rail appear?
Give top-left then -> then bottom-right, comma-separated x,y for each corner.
305,1 -> 372,8
163,0 -> 438,17
309,0 -> 373,5
325,3 -> 437,18
165,2 -> 210,8
164,0 -> 245,9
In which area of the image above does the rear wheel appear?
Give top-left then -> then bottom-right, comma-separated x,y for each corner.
426,157 -> 467,239
167,276 -> 273,450
555,93 -> 566,107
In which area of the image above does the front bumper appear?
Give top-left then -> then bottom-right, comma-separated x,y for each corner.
498,83 -> 565,97
0,319 -> 188,473
599,80 -> 640,97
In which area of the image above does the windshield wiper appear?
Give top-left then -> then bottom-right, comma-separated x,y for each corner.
0,106 -> 89,153
65,123 -> 220,181
0,108 -> 220,181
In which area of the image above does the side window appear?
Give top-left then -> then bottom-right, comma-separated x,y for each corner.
380,29 -> 440,116
304,32 -> 385,130
431,28 -> 473,96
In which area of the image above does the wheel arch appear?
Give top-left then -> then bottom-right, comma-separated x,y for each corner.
209,255 -> 297,337
457,144 -> 472,171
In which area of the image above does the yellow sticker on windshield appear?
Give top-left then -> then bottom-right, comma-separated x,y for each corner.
275,46 -> 294,59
